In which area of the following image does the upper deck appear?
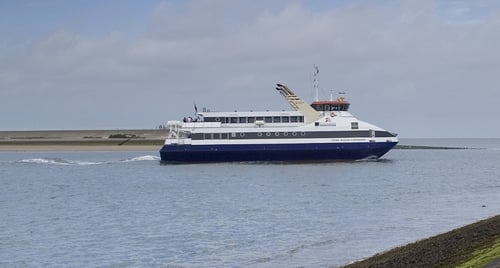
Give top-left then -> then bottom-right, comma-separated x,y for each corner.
198,111 -> 305,124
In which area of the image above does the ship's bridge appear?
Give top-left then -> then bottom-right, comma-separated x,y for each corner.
310,96 -> 350,112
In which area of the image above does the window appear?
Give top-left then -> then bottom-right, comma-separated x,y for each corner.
230,117 -> 238,123
239,117 -> 247,123
291,116 -> 298,123
351,122 -> 359,129
248,117 -> 255,123
273,116 -> 281,123
282,117 -> 289,123
299,117 -> 304,123
264,117 -> 272,123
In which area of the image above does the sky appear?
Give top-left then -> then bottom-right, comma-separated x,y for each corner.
1,0 -> 500,137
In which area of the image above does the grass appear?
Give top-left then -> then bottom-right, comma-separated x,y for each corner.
456,239 -> 500,268
342,215 -> 500,268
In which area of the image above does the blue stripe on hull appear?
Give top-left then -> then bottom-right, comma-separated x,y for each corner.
159,142 -> 398,163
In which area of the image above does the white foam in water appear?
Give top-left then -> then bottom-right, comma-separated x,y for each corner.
122,155 -> 161,162
17,155 -> 160,166
19,158 -> 61,165
19,158 -> 103,166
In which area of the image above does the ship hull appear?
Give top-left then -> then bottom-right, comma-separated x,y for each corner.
159,141 -> 397,163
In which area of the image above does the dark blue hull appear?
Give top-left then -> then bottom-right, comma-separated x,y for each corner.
159,141 -> 398,163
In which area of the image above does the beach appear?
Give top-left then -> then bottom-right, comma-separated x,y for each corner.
0,129 -> 166,151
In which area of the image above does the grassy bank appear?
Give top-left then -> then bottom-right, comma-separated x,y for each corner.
342,215 -> 500,268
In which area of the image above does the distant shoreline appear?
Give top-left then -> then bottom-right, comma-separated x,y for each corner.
0,129 -> 476,152
0,129 -> 165,152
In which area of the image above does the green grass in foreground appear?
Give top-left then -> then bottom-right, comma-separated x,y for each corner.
457,239 -> 500,268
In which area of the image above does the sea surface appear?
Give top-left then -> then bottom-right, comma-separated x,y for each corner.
1,139 -> 500,267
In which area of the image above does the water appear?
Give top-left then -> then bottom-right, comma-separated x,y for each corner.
1,139 -> 500,267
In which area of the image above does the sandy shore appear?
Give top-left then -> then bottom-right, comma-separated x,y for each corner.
0,129 -> 166,152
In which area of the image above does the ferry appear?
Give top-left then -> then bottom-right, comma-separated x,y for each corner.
160,83 -> 398,163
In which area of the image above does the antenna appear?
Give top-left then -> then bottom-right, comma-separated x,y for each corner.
313,65 -> 319,101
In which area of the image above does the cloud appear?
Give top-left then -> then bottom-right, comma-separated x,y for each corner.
1,0 -> 500,136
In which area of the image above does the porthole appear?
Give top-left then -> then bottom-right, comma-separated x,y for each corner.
283,132 -> 288,137
292,132 -> 297,136
240,132 -> 245,137
215,117 -> 221,122
266,132 -> 271,137
275,132 -> 280,136
258,132 -> 263,137
300,132 -> 306,136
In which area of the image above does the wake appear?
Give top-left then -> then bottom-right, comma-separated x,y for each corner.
17,155 -> 161,166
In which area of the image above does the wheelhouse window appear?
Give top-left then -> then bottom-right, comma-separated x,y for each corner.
312,103 -> 350,111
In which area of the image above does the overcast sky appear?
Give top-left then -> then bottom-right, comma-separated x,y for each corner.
1,0 -> 499,137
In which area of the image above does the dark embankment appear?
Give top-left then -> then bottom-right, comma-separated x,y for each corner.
341,215 -> 500,268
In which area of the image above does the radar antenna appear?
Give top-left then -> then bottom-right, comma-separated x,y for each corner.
313,65 -> 320,102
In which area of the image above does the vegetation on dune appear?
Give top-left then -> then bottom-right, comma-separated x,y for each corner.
108,133 -> 142,139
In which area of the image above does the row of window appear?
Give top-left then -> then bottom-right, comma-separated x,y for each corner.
204,116 -> 305,124
202,131 -> 307,139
